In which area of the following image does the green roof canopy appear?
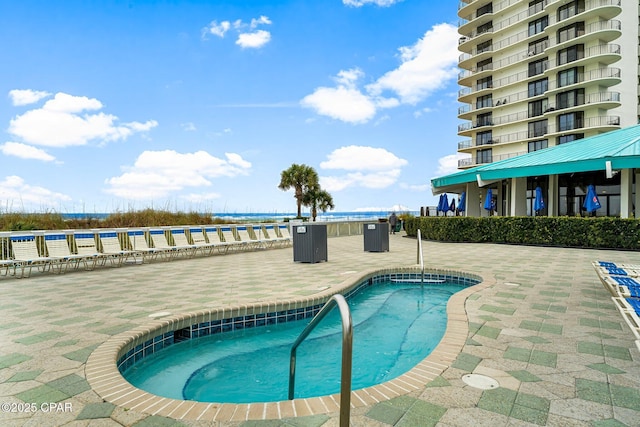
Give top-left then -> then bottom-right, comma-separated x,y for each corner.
432,124 -> 640,192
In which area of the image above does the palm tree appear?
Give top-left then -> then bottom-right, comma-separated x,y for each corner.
278,164 -> 319,218
303,184 -> 335,222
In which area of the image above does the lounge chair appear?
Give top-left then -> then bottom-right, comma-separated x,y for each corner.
259,224 -> 287,248
592,261 -> 640,277
187,227 -> 217,256
127,230 -> 168,262
220,226 -> 245,251
169,228 -> 198,257
44,232 -> 98,272
10,234 -> 59,278
74,232 -> 110,267
203,226 -> 232,254
277,224 -> 293,246
235,225 -> 263,250
98,231 -> 138,266
603,275 -> 640,298
149,229 -> 192,259
611,296 -> 640,340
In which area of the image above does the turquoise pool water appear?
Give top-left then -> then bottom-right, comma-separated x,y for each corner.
123,281 -> 465,403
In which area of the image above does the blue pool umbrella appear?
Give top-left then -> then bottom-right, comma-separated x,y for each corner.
534,186 -> 545,214
441,193 -> 450,214
449,198 -> 456,213
483,188 -> 493,211
583,185 -> 602,213
457,191 -> 466,212
437,194 -> 444,213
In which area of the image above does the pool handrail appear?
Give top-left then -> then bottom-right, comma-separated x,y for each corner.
289,294 -> 353,427
417,229 -> 424,283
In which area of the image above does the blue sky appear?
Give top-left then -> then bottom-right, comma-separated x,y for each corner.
0,0 -> 464,215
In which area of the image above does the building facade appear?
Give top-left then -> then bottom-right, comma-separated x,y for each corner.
447,0 -> 640,217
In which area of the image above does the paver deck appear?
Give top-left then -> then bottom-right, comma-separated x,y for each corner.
1,233 -> 639,426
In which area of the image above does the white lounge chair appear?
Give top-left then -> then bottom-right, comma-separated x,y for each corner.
170,228 -> 198,258
10,234 -> 59,278
127,230 -> 166,262
220,226 -> 245,251
144,229 -> 177,261
261,224 -> 287,248
277,224 -> 293,246
203,226 -> 232,254
74,232 -> 110,267
98,231 -> 137,266
188,227 -> 217,256
235,225 -> 263,250
44,232 -> 98,272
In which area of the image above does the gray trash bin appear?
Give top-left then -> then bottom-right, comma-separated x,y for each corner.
363,222 -> 389,252
292,223 -> 327,263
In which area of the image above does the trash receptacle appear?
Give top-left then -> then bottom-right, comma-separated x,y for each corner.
363,222 -> 389,252
292,223 -> 327,263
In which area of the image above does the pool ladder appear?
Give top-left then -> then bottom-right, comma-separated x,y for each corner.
417,229 -> 425,283
289,294 -> 353,427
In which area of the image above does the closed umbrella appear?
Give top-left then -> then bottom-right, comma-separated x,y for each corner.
583,185 -> 601,213
484,188 -> 493,211
441,193 -> 450,214
449,198 -> 456,214
457,191 -> 466,212
437,194 -> 444,214
534,186 -> 545,215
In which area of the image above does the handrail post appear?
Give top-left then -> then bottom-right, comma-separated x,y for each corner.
289,294 -> 353,427
417,229 -> 424,284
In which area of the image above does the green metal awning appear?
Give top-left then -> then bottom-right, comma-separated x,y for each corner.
432,124 -> 640,192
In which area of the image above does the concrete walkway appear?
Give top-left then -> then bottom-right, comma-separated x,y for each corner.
1,233 -> 639,426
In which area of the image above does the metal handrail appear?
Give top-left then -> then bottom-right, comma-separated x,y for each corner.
289,294 -> 353,427
417,229 -> 424,283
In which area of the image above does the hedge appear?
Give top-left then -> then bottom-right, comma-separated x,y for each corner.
404,216 -> 640,250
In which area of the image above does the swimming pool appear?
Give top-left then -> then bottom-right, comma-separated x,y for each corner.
122,280 -> 466,403
86,268 -> 485,422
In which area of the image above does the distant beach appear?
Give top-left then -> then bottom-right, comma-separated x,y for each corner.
61,211 -> 418,223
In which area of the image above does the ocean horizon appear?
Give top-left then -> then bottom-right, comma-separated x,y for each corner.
60,210 -> 419,223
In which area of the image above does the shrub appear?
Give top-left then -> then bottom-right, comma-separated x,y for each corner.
405,216 -> 640,250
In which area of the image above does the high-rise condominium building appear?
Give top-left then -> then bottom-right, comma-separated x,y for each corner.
456,0 -> 639,169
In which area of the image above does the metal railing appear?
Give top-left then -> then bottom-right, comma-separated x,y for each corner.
417,229 -> 424,283
289,294 -> 353,427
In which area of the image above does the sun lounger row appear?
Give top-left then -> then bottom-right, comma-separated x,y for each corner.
592,260 -> 640,342
0,224 -> 292,278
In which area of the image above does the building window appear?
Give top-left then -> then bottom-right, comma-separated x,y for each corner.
477,40 -> 492,54
476,94 -> 492,109
528,119 -> 547,138
477,112 -> 492,127
477,21 -> 493,35
529,0 -> 545,15
477,57 -> 492,72
558,0 -> 585,22
528,16 -> 548,36
557,44 -> 584,66
556,89 -> 584,109
477,3 -> 493,16
476,76 -> 493,90
558,112 -> 583,132
528,37 -> 548,56
557,22 -> 585,44
558,133 -> 584,144
476,131 -> 493,145
476,148 -> 492,164
557,67 -> 581,88
528,139 -> 548,152
528,78 -> 548,97
528,58 -> 548,77
528,99 -> 548,118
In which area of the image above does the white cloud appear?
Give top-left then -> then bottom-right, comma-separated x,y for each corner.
203,20 -> 231,38
180,192 -> 222,203
0,142 -> 55,162
104,150 -> 251,199
7,92 -> 157,147
181,122 -> 197,132
236,30 -> 271,49
434,152 -> 469,177
0,175 -> 71,209
343,0 -> 403,6
367,23 -> 459,104
204,16 -> 272,49
320,145 -> 407,171
319,145 -> 407,191
301,23 -> 458,123
8,89 -> 51,106
399,182 -> 430,192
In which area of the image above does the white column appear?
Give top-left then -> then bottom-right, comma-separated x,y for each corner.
548,175 -> 557,217
510,177 -> 527,216
620,169 -> 633,218
466,183 -> 480,217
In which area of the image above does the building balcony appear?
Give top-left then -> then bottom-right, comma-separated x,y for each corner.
545,0 -> 622,30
